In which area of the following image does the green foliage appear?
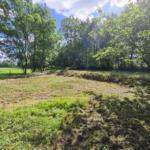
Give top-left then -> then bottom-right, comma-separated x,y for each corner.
0,0 -> 58,74
0,61 -> 16,68
53,0 -> 150,71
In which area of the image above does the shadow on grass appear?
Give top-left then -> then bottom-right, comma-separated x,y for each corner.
98,94 -> 150,149
0,70 -> 65,80
57,88 -> 150,150
0,73 -> 24,79
0,73 -> 38,80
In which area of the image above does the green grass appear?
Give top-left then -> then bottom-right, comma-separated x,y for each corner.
0,70 -> 150,149
0,94 -> 89,149
0,68 -> 31,78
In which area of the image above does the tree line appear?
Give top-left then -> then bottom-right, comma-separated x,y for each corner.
1,0 -> 150,73
54,0 -> 150,71
0,60 -> 16,68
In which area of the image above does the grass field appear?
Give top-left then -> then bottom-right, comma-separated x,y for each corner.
0,68 -> 150,149
0,68 -> 31,78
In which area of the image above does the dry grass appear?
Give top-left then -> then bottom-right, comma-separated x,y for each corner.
0,74 -> 134,107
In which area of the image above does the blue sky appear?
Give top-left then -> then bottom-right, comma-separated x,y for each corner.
33,0 -> 136,30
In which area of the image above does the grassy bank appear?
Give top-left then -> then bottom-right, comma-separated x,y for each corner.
0,71 -> 150,149
46,70 -> 150,87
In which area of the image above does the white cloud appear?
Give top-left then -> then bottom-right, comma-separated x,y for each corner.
110,0 -> 137,7
33,0 -> 136,19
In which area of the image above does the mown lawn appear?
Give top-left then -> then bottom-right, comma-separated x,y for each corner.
0,69 -> 150,149
0,68 -> 31,78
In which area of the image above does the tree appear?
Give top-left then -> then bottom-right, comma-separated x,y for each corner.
0,0 -> 34,74
35,3 -> 57,72
0,0 -> 58,73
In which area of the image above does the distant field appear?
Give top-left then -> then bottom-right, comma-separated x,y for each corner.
0,68 -> 31,78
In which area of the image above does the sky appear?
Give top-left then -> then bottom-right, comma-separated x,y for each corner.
32,0 -> 136,30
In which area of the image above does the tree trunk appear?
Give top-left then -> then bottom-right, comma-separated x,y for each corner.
147,63 -> 150,68
41,63 -> 43,73
130,53 -> 133,59
33,37 -> 37,72
86,48 -> 88,69
24,39 -> 27,75
32,54 -> 36,72
143,57 -> 150,68
21,60 -> 25,72
24,58 -> 28,75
